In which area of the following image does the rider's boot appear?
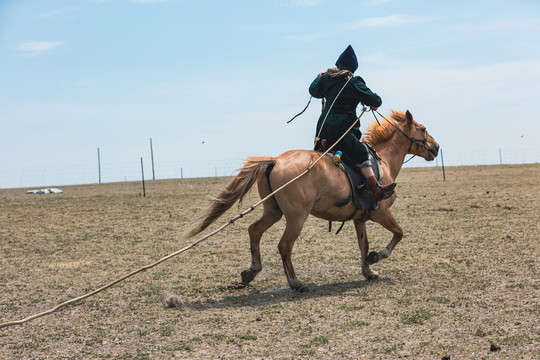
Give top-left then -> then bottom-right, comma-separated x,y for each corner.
365,175 -> 396,201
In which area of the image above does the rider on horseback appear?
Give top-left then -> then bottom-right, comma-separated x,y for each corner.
309,45 -> 396,201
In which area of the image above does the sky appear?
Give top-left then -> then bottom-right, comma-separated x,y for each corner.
1,0 -> 539,189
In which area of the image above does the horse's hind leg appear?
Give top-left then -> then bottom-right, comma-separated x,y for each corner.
278,213 -> 310,292
241,199 -> 282,286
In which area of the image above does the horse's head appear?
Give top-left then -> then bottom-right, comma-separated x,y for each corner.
394,110 -> 439,161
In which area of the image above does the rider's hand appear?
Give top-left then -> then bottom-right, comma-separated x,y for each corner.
317,72 -> 326,79
370,106 -> 378,111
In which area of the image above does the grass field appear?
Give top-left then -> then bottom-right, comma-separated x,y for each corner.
1,164 -> 539,359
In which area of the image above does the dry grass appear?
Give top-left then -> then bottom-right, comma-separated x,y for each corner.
1,164 -> 539,359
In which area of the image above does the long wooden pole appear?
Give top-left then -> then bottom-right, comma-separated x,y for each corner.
0,108 -> 367,330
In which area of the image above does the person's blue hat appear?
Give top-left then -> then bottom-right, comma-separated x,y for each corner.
335,45 -> 358,73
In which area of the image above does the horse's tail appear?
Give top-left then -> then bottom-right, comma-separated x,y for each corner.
184,156 -> 275,238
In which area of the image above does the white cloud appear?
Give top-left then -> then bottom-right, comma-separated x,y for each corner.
75,78 -> 98,87
363,0 -> 393,5
17,41 -> 63,57
131,0 -> 167,3
284,33 -> 326,42
35,7 -> 81,19
274,0 -> 323,7
485,18 -> 540,32
363,56 -> 540,153
342,14 -> 430,29
369,56 -> 540,109
35,10 -> 62,18
290,0 -> 324,7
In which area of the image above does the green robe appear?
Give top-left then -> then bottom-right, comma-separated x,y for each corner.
309,74 -> 382,167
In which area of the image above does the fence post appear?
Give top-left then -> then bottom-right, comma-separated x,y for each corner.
150,138 -> 155,180
97,148 -> 101,184
140,157 -> 146,197
440,148 -> 446,181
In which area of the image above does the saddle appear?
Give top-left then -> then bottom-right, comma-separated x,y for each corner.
323,141 -> 381,212
335,142 -> 383,212
325,143 -> 383,234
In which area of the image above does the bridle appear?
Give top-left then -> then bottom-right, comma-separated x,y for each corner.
372,110 -> 430,164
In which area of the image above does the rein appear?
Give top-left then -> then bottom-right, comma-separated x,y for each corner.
402,154 -> 417,164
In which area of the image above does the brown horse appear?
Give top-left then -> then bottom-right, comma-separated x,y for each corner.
186,110 -> 439,291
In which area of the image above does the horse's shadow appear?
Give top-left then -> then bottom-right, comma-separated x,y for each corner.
182,277 -> 395,311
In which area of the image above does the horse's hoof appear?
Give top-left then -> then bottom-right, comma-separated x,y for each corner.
241,269 -> 255,285
367,272 -> 379,281
366,251 -> 380,265
296,284 -> 310,292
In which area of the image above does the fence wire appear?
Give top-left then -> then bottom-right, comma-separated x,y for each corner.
1,148 -> 539,189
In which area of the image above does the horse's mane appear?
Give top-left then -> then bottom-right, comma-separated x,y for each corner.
362,110 -> 405,146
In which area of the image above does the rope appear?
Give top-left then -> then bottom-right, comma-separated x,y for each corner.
0,107 -> 368,330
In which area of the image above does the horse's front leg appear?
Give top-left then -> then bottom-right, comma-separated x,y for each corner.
353,219 -> 378,280
368,209 -> 403,264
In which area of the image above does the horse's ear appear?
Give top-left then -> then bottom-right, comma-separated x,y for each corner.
405,110 -> 413,123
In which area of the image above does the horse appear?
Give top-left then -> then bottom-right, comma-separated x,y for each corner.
186,110 -> 439,291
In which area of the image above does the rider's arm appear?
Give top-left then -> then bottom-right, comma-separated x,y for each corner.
309,75 -> 327,99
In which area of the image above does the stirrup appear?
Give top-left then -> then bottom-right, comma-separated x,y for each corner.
376,183 -> 396,200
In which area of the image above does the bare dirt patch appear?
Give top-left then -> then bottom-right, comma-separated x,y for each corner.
1,165 -> 539,359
